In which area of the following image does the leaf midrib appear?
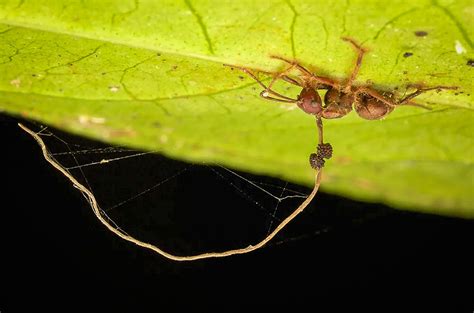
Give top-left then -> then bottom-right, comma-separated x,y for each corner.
0,20 -> 228,65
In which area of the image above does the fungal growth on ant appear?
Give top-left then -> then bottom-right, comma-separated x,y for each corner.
225,56 -> 336,170
228,37 -> 457,169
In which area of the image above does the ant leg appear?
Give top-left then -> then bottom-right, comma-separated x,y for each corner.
263,68 -> 303,102
341,37 -> 368,93
259,91 -> 297,103
224,64 -> 269,90
280,75 -> 303,86
260,61 -> 309,101
270,55 -> 313,75
270,55 -> 338,88
400,101 -> 432,110
266,61 -> 304,90
398,86 -> 458,104
228,64 -> 297,102
356,85 -> 454,112
355,86 -> 397,107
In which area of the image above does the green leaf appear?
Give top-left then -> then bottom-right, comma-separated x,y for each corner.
1,0 -> 473,217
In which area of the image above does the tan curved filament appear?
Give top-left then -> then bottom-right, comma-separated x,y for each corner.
19,123 -> 321,261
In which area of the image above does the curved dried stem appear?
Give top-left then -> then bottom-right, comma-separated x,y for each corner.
19,123 -> 322,261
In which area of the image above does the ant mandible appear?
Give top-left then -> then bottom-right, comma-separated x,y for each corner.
229,37 -> 457,169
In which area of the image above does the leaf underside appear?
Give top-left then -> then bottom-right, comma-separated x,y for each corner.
1,0 -> 473,217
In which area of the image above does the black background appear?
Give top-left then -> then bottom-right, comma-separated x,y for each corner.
1,113 -> 473,312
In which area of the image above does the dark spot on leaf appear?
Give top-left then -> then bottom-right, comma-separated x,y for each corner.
238,75 -> 244,80
157,53 -> 161,56
31,74 -> 36,77
467,59 -> 474,67
403,71 -> 408,74
415,30 -> 428,37
172,65 -> 178,70
403,52 -> 413,58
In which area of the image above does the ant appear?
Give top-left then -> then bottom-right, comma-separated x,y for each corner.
228,37 -> 457,169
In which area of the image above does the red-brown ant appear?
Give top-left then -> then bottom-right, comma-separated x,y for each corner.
228,37 -> 457,169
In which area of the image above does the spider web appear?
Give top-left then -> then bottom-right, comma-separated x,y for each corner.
21,121 -> 389,257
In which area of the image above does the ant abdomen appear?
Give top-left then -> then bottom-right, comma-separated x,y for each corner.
354,95 -> 394,120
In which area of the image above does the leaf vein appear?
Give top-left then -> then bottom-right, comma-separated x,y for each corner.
111,0 -> 139,27
284,0 -> 297,58
183,0 -> 215,55
42,44 -> 105,74
373,7 -> 419,41
432,0 -> 473,49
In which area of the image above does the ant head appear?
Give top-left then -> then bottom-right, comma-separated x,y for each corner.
296,87 -> 323,115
